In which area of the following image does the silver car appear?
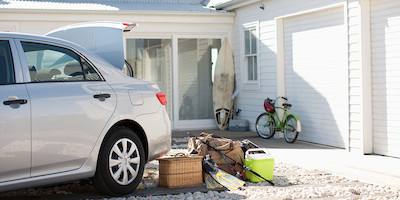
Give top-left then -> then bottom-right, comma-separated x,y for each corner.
0,31 -> 171,195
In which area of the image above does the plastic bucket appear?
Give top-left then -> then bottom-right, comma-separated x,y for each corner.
244,148 -> 274,182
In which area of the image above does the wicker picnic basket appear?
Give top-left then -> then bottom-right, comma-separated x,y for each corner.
157,153 -> 203,188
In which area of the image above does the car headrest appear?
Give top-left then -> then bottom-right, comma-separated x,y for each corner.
64,61 -> 82,76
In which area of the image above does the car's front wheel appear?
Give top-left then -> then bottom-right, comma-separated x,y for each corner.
93,127 -> 145,195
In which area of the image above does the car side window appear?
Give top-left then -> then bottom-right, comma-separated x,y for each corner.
21,42 -> 101,82
0,40 -> 15,85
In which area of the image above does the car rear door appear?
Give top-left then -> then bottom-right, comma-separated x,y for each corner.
0,38 -> 31,182
15,39 -> 117,177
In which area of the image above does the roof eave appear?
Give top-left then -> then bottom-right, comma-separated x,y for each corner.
0,8 -> 235,16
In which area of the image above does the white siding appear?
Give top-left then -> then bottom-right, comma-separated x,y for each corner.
233,4 -> 273,128
0,11 -> 234,35
283,6 -> 347,148
371,0 -> 400,158
347,0 -> 363,153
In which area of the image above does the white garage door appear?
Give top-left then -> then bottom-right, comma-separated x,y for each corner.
371,0 -> 400,158
284,7 -> 347,148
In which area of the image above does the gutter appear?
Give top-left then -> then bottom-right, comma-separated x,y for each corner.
212,0 -> 260,11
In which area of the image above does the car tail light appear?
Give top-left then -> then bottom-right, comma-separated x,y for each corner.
122,22 -> 137,32
157,93 -> 167,105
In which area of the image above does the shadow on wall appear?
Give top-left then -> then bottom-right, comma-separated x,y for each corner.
283,8 -> 347,148
244,7 -> 347,148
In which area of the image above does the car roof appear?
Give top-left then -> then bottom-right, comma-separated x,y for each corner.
0,32 -> 85,51
0,31 -> 130,80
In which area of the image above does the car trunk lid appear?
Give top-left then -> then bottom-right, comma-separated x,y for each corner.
45,21 -> 136,70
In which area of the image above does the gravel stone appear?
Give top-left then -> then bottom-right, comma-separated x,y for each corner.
0,137 -> 399,200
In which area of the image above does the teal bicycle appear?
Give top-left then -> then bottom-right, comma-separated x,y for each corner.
255,96 -> 301,143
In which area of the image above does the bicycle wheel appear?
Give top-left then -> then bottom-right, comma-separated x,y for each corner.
255,113 -> 276,139
284,115 -> 299,143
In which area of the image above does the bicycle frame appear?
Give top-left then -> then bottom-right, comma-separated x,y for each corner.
265,97 -> 300,132
267,106 -> 288,132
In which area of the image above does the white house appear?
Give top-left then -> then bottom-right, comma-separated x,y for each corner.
1,0 -> 399,158
0,0 -> 235,130
212,0 -> 400,158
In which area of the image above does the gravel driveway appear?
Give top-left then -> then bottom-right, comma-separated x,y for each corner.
0,137 -> 399,200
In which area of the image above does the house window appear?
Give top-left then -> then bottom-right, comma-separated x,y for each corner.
244,28 -> 257,82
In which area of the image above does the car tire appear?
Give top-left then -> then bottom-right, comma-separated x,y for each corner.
93,127 -> 145,195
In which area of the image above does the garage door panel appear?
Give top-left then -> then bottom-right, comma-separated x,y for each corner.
300,132 -> 345,148
374,142 -> 400,155
373,95 -> 400,103
284,9 -> 343,31
284,6 -> 347,148
373,68 -> 400,75
373,108 -> 400,116
374,118 -> 400,127
373,101 -> 400,109
371,0 -> 400,158
374,125 -> 400,135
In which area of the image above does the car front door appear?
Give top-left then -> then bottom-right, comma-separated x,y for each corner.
16,40 -> 116,177
0,39 -> 31,182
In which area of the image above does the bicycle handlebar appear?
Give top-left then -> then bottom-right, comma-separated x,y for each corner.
267,96 -> 288,105
271,96 -> 288,101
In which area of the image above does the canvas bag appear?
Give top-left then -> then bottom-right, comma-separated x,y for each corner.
188,133 -> 244,165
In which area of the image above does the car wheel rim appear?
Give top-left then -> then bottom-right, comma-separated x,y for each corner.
109,138 -> 140,185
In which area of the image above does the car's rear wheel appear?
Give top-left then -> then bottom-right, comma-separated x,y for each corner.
93,127 -> 145,195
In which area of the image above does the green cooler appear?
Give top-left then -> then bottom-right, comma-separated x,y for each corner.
244,148 -> 274,182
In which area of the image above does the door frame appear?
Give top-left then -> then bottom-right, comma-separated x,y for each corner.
124,33 -> 226,130
172,35 -> 225,130
275,3 -> 350,149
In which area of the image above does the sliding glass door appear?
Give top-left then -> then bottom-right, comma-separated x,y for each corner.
126,37 -> 222,129
126,39 -> 172,119
177,38 -> 221,120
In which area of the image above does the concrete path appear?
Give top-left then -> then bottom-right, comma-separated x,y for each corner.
249,137 -> 400,187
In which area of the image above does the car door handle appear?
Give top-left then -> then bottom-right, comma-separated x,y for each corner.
93,93 -> 111,99
3,99 -> 28,105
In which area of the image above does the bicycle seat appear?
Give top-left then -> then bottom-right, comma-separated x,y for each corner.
283,103 -> 292,109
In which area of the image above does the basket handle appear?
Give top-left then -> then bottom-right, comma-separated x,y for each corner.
174,153 -> 187,157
